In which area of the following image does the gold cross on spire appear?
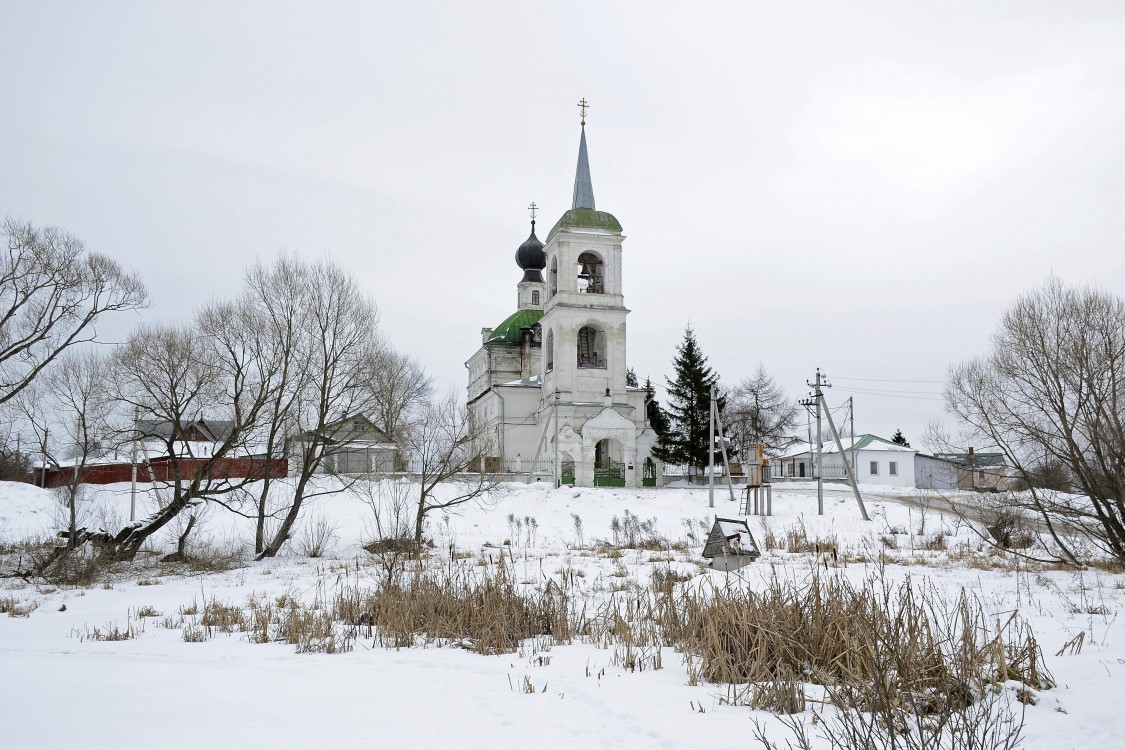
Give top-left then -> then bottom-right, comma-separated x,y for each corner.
528,201 -> 538,221
578,97 -> 589,126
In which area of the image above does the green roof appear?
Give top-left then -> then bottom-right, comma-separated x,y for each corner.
547,208 -> 622,240
488,309 -> 543,344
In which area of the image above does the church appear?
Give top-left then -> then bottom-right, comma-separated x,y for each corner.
466,106 -> 662,488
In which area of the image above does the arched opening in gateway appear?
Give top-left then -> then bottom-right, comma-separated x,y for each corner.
594,438 -> 625,486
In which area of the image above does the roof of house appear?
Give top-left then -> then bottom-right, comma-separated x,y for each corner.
777,433 -> 914,459
933,452 -> 1008,468
291,414 -> 395,445
135,419 -> 235,442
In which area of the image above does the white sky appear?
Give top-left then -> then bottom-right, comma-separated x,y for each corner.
3,0 -> 1124,448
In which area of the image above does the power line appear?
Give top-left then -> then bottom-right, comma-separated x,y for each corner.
831,376 -> 945,384
836,388 -> 944,402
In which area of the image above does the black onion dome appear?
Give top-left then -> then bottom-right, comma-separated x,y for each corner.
515,221 -> 546,283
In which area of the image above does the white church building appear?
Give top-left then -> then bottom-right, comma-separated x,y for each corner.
466,112 -> 661,488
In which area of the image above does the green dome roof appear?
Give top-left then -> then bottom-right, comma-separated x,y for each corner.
547,208 -> 622,240
488,309 -> 543,344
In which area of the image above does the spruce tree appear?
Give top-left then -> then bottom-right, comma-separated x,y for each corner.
626,367 -> 639,387
891,429 -> 911,447
643,376 -> 671,435
652,326 -> 724,474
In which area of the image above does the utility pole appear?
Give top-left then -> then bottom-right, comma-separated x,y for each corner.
40,426 -> 48,488
130,405 -> 139,522
849,396 -> 856,487
708,384 -> 715,508
799,371 -> 824,515
714,395 -> 737,504
805,370 -> 869,521
553,391 -> 560,489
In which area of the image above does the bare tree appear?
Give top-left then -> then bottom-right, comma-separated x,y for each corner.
0,219 -> 147,406
239,255 -> 308,553
726,364 -> 798,453
256,257 -> 382,559
92,316 -> 277,561
17,350 -> 117,551
361,477 -> 418,583
404,392 -> 503,544
946,277 -> 1125,564
367,343 -> 432,441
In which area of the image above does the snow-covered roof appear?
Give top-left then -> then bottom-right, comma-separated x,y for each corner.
499,375 -> 542,387
703,517 -> 760,559
776,433 -> 914,460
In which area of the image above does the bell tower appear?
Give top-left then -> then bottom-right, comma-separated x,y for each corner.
540,100 -> 630,405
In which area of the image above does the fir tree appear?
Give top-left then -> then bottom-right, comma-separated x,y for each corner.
626,367 -> 639,388
891,429 -> 911,447
652,326 -> 724,474
643,376 -> 671,435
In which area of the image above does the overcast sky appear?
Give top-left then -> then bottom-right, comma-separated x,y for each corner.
3,1 -> 1124,449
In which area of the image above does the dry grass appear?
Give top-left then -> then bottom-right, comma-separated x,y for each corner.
1,595 -> 37,617
660,572 -> 1052,714
337,562 -> 571,655
83,621 -> 141,641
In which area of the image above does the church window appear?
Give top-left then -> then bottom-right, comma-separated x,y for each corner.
576,252 -> 604,294
545,329 -> 554,372
576,325 -> 606,369
548,256 -> 558,297
532,290 -> 540,305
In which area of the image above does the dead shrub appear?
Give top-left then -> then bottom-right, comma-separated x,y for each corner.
298,515 -> 337,558
278,601 -> 352,653
981,503 -> 1038,551
651,565 -> 694,596
606,510 -> 667,550
84,621 -> 141,641
1,595 -> 37,617
200,598 -> 248,633
341,562 -> 571,654
660,572 -> 1052,715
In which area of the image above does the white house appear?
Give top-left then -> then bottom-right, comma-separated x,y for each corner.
466,115 -> 660,488
775,434 -> 918,488
775,433 -> 971,490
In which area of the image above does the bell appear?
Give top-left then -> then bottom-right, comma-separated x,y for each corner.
578,263 -> 594,279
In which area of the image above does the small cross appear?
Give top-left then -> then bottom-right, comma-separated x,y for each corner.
578,97 -> 589,125
528,201 -> 538,221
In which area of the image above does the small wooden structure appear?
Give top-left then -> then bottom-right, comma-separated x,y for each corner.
702,517 -> 761,571
739,443 -> 773,515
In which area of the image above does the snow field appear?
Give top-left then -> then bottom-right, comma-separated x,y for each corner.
2,479 -> 1124,749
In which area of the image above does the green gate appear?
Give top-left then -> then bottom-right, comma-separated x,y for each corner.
594,459 -> 626,487
642,458 -> 656,487
560,460 -> 575,486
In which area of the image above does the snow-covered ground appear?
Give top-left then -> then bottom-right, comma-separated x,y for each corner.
1,479 -> 1122,750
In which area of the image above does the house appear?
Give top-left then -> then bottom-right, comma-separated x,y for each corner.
932,449 -> 1010,491
775,434 -> 918,488
35,418 -> 284,488
286,415 -> 398,476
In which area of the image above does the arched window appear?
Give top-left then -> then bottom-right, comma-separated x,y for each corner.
548,256 -> 558,297
532,289 -> 540,306
576,252 -> 604,294
576,325 -> 606,369
545,329 -> 554,372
